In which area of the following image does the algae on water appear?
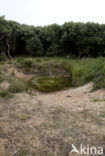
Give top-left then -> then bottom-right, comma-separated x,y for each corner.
29,77 -> 71,92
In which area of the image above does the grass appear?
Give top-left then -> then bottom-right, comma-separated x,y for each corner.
92,98 -> 105,102
51,106 -> 67,129
0,62 -> 31,97
0,76 -> 31,99
1,56 -> 105,93
10,70 -> 15,76
0,67 -> 5,83
0,75 -> 3,83
20,114 -> 27,121
8,78 -> 29,93
0,53 -> 8,62
92,98 -> 101,102
18,56 -> 105,91
0,89 -> 14,99
100,111 -> 105,118
0,56 -> 105,155
80,108 -> 102,125
18,149 -> 28,156
16,58 -> 34,72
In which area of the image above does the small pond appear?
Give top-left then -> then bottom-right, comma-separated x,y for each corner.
29,77 -> 71,92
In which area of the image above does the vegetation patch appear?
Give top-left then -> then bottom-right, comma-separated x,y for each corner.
8,57 -> 105,91
18,148 -> 29,156
20,114 -> 27,121
92,98 -> 105,102
0,89 -> 14,99
8,78 -> 29,93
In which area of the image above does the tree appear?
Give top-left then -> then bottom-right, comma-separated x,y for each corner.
1,16 -> 105,58
26,36 -> 44,56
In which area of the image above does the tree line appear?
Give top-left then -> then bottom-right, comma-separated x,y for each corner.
0,15 -> 105,58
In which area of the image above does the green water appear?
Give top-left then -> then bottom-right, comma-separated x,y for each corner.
29,77 -> 71,92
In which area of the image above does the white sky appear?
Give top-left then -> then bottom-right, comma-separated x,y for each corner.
0,0 -> 105,26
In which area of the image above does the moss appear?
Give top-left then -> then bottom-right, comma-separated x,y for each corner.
29,77 -> 71,92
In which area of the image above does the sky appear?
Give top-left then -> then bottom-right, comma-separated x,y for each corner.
0,0 -> 105,26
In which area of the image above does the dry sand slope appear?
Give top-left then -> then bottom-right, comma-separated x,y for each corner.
0,83 -> 105,156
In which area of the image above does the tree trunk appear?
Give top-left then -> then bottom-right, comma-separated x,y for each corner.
7,39 -> 12,60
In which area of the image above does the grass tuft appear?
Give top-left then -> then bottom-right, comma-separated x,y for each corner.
0,89 -> 14,99
20,114 -> 27,121
8,78 -> 29,93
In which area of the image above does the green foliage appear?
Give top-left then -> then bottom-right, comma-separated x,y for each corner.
26,36 -> 44,56
1,16 -> 105,57
47,44 -> 61,56
14,57 -> 105,91
66,57 -> 105,88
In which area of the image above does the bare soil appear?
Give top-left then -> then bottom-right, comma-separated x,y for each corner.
0,82 -> 105,156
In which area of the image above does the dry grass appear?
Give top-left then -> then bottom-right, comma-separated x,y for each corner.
0,83 -> 105,155
0,59 -> 105,155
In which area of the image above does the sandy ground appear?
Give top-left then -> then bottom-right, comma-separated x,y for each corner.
0,82 -> 105,156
